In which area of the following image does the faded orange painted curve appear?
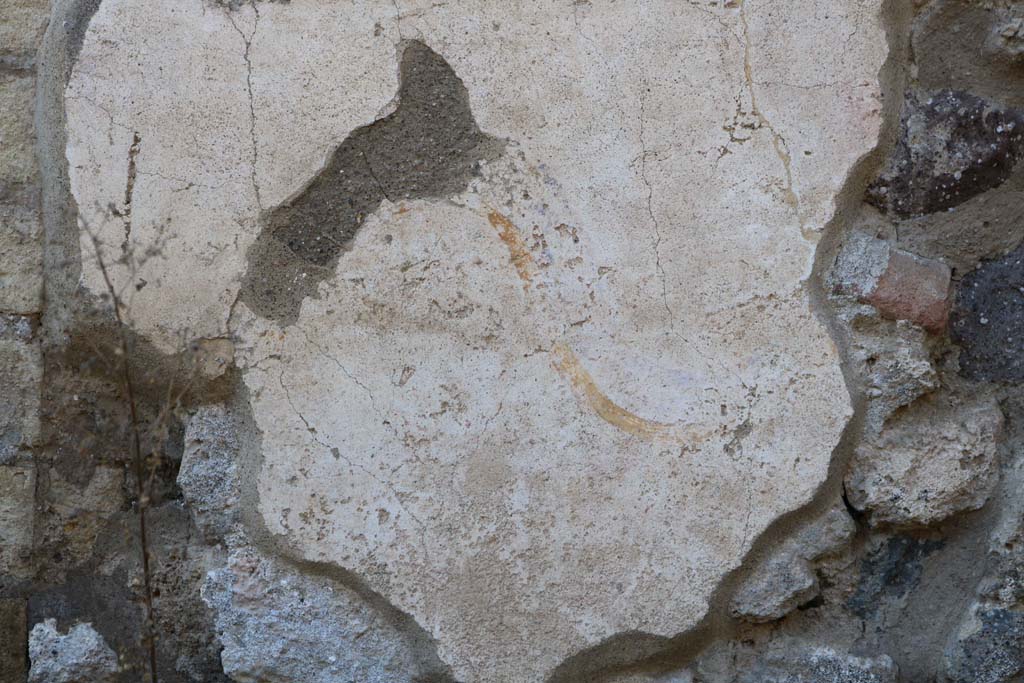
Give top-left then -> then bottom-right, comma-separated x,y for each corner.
484,210 -> 712,446
487,210 -> 535,286
550,343 -> 714,445
551,343 -> 673,441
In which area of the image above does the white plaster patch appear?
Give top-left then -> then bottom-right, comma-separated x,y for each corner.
67,1 -> 885,680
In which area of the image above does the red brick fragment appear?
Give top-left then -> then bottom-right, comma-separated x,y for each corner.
866,247 -> 952,334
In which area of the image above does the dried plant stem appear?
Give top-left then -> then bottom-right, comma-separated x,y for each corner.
85,231 -> 159,683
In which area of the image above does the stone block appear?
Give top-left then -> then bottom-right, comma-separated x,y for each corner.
845,312 -> 938,431
990,14 -> 1024,61
202,544 -> 432,683
0,203 -> 43,314
0,72 -> 38,191
867,90 -> 1024,217
0,334 -> 41,463
178,405 -> 242,543
0,465 -> 34,577
731,555 -> 819,624
946,604 -> 1024,683
950,242 -> 1024,382
0,0 -> 50,61
738,647 -> 898,683
731,506 -> 855,623
868,248 -> 952,334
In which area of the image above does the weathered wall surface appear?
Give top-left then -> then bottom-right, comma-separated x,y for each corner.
2,0 -> 1024,682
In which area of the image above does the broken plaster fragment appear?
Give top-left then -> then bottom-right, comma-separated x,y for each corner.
67,1 -> 886,679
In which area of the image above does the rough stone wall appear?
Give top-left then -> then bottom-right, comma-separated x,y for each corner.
1,1 -> 1023,682
1,0 -> 49,680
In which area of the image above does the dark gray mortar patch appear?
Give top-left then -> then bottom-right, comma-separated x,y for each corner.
950,242 -> 1024,383
239,40 -> 503,325
867,90 -> 1024,218
847,536 -> 944,619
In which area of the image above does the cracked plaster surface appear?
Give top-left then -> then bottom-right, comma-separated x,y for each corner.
65,1 -> 886,680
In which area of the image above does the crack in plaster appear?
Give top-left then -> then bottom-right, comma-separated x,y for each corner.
296,326 -> 391,431
738,0 -> 803,235
65,93 -> 131,145
226,1 -> 263,212
637,79 -> 673,337
393,0 -> 403,40
275,368 -> 433,561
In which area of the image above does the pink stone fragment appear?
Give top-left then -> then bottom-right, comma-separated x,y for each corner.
867,248 -> 952,334
834,232 -> 952,333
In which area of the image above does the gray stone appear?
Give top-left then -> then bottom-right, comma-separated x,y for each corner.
731,507 -> 855,623
0,464 -> 34,578
737,648 -> 897,683
832,232 -> 890,298
990,14 -> 1024,62
845,393 -> 1003,527
950,242 -> 1024,383
606,673 -> 693,683
27,619 -> 119,683
867,90 -> 1024,218
944,450 -> 1024,683
202,544 -> 433,683
178,405 -> 243,543
842,309 -> 938,433
0,333 -> 41,464
981,511 -> 1024,609
946,605 -> 1024,683
795,507 -> 858,562
730,555 -> 819,624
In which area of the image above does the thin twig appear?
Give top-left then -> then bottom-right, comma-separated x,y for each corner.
84,230 -> 159,683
